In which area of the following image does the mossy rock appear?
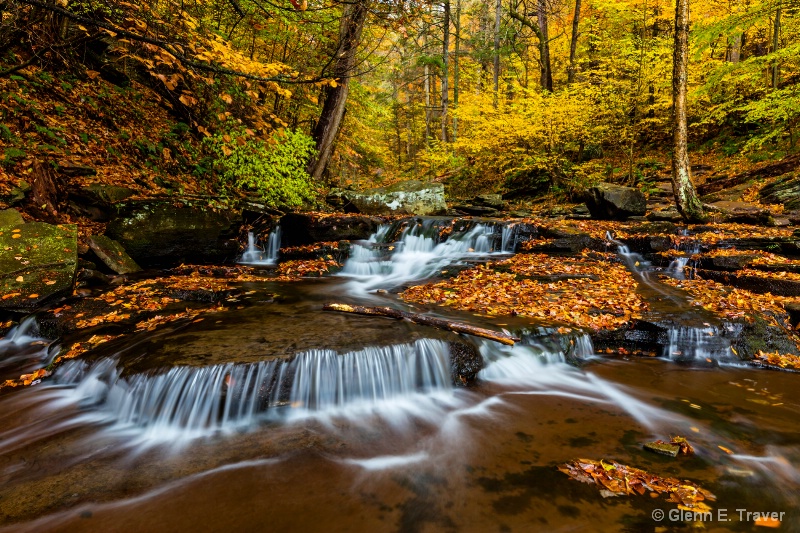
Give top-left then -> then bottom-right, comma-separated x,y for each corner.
0,209 -> 24,227
87,234 -> 142,274
0,222 -> 77,312
733,315 -> 800,361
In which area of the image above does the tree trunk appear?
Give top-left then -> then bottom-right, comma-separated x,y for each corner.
453,0 -> 461,141
322,303 -> 520,345
671,0 -> 704,221
567,0 -> 581,84
441,0 -> 450,142
492,0 -> 501,107
537,0 -> 553,91
423,26 -> 432,143
308,0 -> 368,182
772,2 -> 781,88
726,33 -> 742,63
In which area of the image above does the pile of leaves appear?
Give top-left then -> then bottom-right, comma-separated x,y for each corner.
275,258 -> 341,279
559,458 -> 715,513
402,253 -> 648,330
754,350 -> 800,371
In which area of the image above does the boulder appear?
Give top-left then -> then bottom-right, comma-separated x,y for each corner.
472,193 -> 504,209
68,184 -> 138,221
280,212 -> 382,246
87,234 -> 142,274
450,204 -> 499,217
584,183 -> 646,220
329,180 -> 446,216
646,205 -> 683,222
759,174 -> 800,210
449,341 -> 483,385
710,201 -> 773,226
105,201 -> 242,267
0,209 -> 24,227
0,222 -> 78,312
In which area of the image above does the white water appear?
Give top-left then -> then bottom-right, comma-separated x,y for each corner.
240,227 -> 281,265
341,219 -> 512,291
0,317 -> 54,378
663,325 -> 734,362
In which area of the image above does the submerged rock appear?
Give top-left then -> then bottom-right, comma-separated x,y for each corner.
643,441 -> 680,457
584,183 -> 646,220
0,222 -> 77,312
106,201 -> 241,267
328,180 -> 447,216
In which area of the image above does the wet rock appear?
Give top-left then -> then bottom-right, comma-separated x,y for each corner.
280,213 -> 382,246
105,201 -> 242,267
695,254 -> 759,271
733,315 -> 800,361
759,174 -> 800,210
646,205 -> 683,222
584,183 -> 646,220
328,180 -> 447,216
530,226 -> 605,253
619,235 -> 674,254
0,222 -> 78,312
450,204 -> 499,217
76,268 -> 111,287
87,234 -> 142,274
696,270 -> 800,297
0,208 -> 24,227
472,193 -> 504,209
624,222 -> 678,235
644,441 -> 680,457
68,184 -> 138,221
710,201 -> 773,226
715,236 -> 800,257
449,341 -> 483,386
4,180 -> 30,206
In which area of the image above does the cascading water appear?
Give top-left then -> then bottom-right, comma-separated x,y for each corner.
663,325 -> 734,362
0,317 -> 54,379
52,339 -> 454,439
341,219 -> 512,290
240,227 -> 281,265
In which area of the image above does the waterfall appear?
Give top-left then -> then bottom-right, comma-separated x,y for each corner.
501,224 -> 519,253
240,227 -> 281,265
341,219 -> 511,290
0,317 -> 54,378
53,339 -> 454,437
663,325 -> 733,362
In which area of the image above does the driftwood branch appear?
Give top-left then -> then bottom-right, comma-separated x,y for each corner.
323,303 -> 520,346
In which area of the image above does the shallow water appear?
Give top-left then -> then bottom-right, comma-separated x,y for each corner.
1,226 -> 798,532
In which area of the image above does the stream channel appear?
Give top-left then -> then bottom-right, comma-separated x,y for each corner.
0,218 -> 799,532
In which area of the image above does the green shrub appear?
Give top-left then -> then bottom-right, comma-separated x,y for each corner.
204,128 -> 317,207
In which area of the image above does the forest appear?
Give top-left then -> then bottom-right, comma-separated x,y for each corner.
2,0 -> 800,531
0,0 -> 797,210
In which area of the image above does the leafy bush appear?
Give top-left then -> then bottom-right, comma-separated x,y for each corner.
204,128 -> 317,207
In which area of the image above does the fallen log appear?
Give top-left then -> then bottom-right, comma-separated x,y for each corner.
322,303 -> 520,346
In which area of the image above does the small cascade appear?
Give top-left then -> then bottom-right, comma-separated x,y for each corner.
0,317 -> 54,379
479,331 -> 595,375
501,224 -> 520,253
665,257 -> 691,280
341,219 -> 511,290
663,325 -> 733,362
53,339 -> 453,438
240,227 -> 281,265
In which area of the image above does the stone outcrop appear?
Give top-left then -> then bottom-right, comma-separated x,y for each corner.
584,183 -> 646,220
327,180 -> 447,216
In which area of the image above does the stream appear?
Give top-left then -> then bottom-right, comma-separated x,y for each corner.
0,218 -> 798,532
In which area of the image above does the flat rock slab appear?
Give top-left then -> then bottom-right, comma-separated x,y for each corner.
328,180 -> 447,216
0,222 -> 77,312
0,209 -> 24,227
88,234 -> 142,274
697,269 -> 800,297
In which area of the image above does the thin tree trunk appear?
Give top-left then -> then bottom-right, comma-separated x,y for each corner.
424,26 -> 432,143
726,33 -> 741,63
441,0 -> 450,142
537,0 -> 553,91
671,0 -> 704,221
308,0 -> 367,182
568,0 -> 581,84
772,1 -> 781,88
492,0 -> 501,107
453,0 -> 461,141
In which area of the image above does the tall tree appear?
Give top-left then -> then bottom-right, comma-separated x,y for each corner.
567,0 -> 581,84
671,0 -> 704,221
308,0 -> 368,181
493,0 -> 501,106
441,0 -> 451,142
537,0 -> 553,91
772,0 -> 782,88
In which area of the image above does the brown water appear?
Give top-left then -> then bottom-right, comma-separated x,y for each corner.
1,282 -> 799,532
